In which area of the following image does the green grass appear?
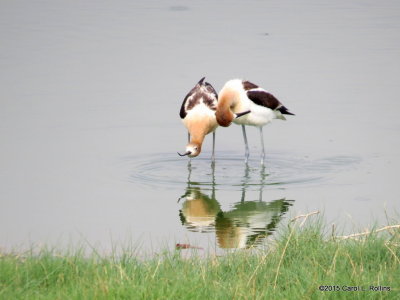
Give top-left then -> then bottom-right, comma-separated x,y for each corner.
1,221 -> 399,299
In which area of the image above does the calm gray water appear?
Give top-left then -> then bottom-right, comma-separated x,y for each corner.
1,0 -> 399,254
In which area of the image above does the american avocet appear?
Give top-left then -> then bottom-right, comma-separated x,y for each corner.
178,77 -> 250,161
178,77 -> 219,160
216,79 -> 294,164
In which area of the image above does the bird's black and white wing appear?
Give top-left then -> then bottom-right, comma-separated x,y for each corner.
179,77 -> 218,119
243,80 -> 294,116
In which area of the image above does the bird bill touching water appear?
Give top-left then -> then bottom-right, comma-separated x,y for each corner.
178,77 -> 219,160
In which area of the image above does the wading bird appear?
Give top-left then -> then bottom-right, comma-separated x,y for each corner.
216,79 -> 294,164
178,77 -> 249,161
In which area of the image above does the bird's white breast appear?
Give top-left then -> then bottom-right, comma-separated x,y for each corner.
184,102 -> 216,118
233,96 -> 276,127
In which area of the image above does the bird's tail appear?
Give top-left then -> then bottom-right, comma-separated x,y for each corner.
278,106 -> 295,116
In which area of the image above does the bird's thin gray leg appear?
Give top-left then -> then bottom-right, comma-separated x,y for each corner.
259,127 -> 265,165
187,159 -> 192,183
242,125 -> 249,164
187,131 -> 192,162
211,131 -> 216,163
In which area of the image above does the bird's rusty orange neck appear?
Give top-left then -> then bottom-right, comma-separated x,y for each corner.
187,119 -> 208,145
216,90 -> 237,127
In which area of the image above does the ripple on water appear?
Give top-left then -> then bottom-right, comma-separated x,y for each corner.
122,151 -> 361,191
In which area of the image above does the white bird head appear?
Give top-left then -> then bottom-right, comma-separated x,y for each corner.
178,142 -> 202,158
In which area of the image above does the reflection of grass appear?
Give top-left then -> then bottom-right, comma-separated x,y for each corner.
1,221 -> 399,299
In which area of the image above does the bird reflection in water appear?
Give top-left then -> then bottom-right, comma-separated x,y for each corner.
178,161 -> 220,233
178,162 -> 294,249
